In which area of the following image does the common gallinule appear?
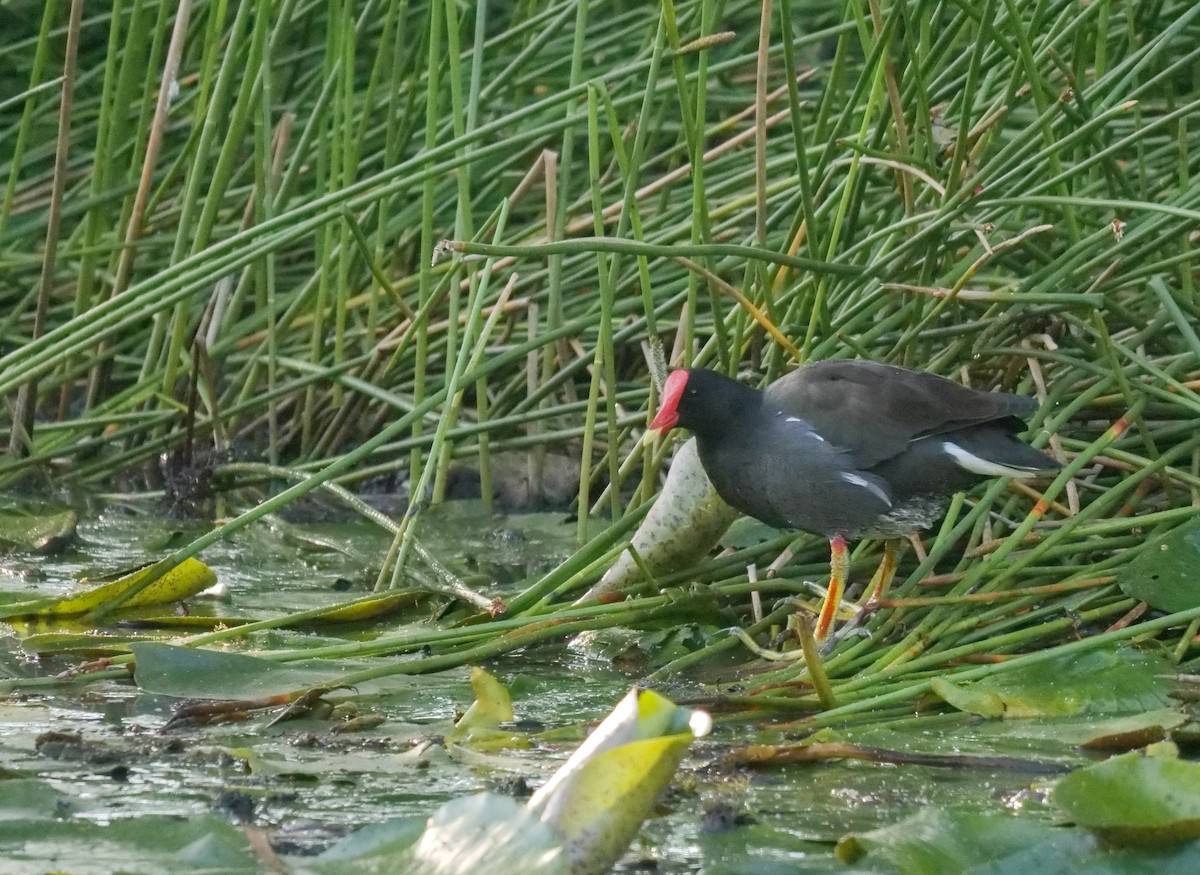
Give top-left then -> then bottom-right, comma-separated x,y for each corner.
648,360 -> 1059,639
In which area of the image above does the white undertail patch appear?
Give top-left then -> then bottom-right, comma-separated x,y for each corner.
942,440 -> 1041,478
840,472 -> 892,506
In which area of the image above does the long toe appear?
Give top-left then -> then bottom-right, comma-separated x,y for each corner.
819,621 -> 873,657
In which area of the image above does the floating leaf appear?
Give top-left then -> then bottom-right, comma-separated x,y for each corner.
719,515 -> 786,549
407,794 -> 567,875
10,610 -> 239,648
63,558 -> 217,612
0,508 -> 76,554
315,592 -> 426,624
131,642 -> 347,699
0,778 -> 83,820
115,613 -> 248,630
316,797 -> 567,875
579,438 -> 740,601
1076,709 -> 1189,752
1052,751 -> 1200,846
447,667 -> 524,748
313,816 -> 429,866
838,806 -> 1200,874
931,677 -> 1006,718
316,688 -> 710,875
836,808 -> 1067,873
527,688 -> 711,875
0,810 -> 259,871
1117,519 -> 1200,612
931,648 -> 1171,719
0,558 -> 217,620
11,631 -> 135,657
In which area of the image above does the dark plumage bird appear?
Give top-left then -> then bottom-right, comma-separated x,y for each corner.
648,360 -> 1060,639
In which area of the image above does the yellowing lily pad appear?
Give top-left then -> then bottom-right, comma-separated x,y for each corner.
931,677 -> 1006,718
449,667 -> 520,747
63,558 -> 217,613
0,558 -> 217,621
315,592 -> 426,623
547,733 -> 695,872
528,688 -> 710,875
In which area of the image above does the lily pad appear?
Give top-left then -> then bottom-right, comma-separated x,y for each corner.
410,793 -> 567,875
839,806 -> 1200,874
315,794 -> 566,875
309,591 -> 426,623
0,557 -> 217,620
836,807 -> 1068,873
0,508 -> 76,554
0,777 -> 83,820
131,642 -> 349,699
0,811 -> 260,873
12,630 -> 136,657
931,648 -> 1171,719
1075,709 -> 1189,752
1117,518 -> 1200,612
1052,751 -> 1200,846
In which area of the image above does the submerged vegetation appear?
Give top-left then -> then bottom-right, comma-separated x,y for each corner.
3,0 -> 1200,868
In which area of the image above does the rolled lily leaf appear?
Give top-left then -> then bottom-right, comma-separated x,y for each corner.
406,795 -> 565,875
392,687 -> 711,875
578,438 -> 739,602
446,666 -> 525,749
526,687 -> 712,874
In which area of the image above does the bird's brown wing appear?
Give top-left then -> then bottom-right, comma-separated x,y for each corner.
764,359 -> 1036,468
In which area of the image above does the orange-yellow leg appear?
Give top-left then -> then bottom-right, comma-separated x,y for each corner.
814,535 -> 849,640
821,539 -> 905,649
864,538 -> 902,608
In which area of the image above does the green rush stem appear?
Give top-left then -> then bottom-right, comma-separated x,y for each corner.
446,239 -> 868,278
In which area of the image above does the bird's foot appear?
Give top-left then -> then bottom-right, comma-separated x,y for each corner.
819,623 -> 872,657
727,626 -> 807,663
818,598 -> 884,655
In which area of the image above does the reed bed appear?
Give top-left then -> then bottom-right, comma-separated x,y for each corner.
1,0 -> 1198,716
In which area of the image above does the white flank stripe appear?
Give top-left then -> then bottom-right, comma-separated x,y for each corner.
841,472 -> 892,506
942,440 -> 1040,478
782,415 -> 820,439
